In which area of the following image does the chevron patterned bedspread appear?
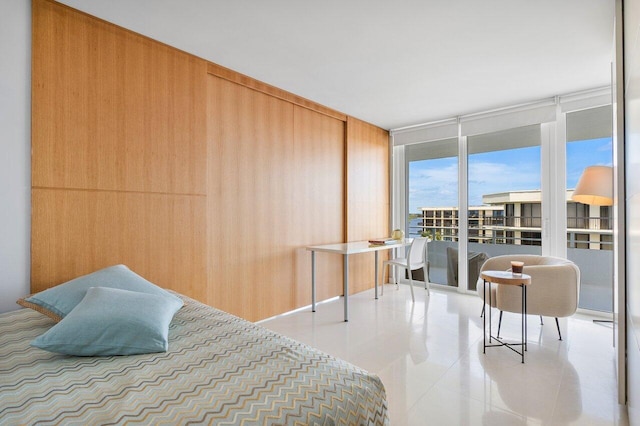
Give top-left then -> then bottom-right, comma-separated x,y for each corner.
0,294 -> 389,425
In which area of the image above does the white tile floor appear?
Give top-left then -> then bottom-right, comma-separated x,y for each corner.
260,284 -> 629,425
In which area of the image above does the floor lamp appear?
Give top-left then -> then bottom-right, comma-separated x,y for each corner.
571,165 -> 613,323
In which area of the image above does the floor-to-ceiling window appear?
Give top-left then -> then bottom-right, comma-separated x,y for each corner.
566,105 -> 613,312
393,90 -> 613,304
406,138 -> 458,286
465,126 -> 543,291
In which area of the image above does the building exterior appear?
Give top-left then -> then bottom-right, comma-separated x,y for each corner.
419,190 -> 612,250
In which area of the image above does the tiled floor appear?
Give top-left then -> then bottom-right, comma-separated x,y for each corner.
260,284 -> 629,425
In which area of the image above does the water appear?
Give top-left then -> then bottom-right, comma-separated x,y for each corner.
408,217 -> 422,237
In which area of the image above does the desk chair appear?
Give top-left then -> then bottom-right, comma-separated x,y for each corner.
381,237 -> 429,302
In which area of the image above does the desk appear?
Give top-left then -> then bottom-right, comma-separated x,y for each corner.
306,239 -> 411,322
481,270 -> 531,363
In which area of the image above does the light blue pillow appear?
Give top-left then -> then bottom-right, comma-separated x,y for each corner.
18,264 -> 182,322
31,286 -> 183,356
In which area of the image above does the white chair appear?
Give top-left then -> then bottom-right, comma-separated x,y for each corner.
381,237 -> 429,302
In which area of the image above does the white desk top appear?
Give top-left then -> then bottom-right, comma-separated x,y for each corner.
306,239 -> 412,255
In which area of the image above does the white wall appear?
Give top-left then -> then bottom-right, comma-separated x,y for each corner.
0,0 -> 31,313
625,0 -> 640,422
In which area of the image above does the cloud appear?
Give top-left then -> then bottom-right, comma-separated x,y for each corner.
468,161 -> 537,184
597,139 -> 613,151
408,137 -> 612,213
409,158 -> 541,212
468,160 -> 540,205
409,161 -> 459,211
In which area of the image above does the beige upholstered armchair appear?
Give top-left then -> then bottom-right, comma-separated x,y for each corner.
476,255 -> 580,340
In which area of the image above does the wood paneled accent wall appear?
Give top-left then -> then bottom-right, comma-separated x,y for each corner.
206,77 -> 345,319
31,0 -> 208,300
32,1 -> 207,194
31,0 -> 389,321
346,117 -> 391,294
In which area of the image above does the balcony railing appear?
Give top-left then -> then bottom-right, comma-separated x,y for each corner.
567,217 -> 612,230
421,240 -> 613,313
411,216 -> 613,249
422,215 -> 612,230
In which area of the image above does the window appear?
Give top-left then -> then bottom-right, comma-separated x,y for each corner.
520,203 -> 541,228
394,96 -> 614,314
567,202 -> 589,229
406,138 -> 458,286
467,125 -> 542,257
600,206 -> 612,231
600,234 -> 613,251
566,105 -> 613,312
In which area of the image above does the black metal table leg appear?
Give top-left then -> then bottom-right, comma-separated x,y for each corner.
481,271 -> 530,363
521,284 -> 525,363
483,279 -> 486,353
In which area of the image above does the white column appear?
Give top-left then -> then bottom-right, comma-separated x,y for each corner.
391,142 -> 406,284
391,142 -> 406,234
457,119 -> 469,292
541,103 -> 567,259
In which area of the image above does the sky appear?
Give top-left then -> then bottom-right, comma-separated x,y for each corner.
408,137 -> 612,213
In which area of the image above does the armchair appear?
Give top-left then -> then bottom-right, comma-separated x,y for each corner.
476,255 -> 580,340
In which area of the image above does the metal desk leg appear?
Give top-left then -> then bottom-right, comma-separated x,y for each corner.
311,250 -> 316,312
375,251 -> 379,300
343,254 -> 349,322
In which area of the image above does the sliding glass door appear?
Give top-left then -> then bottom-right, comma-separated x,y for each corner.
465,126 -> 542,291
404,126 -> 543,291
566,106 -> 613,311
395,93 -> 614,309
406,138 -> 458,287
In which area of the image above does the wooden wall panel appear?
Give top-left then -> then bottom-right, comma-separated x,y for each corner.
291,106 -> 344,307
31,0 -> 390,322
346,117 -> 391,294
31,0 -> 208,303
207,63 -> 346,122
31,189 -> 207,300
32,0 -> 207,195
206,77 -> 346,321
207,77 -> 296,321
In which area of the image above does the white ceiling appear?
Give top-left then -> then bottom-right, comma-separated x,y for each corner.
57,0 -> 614,130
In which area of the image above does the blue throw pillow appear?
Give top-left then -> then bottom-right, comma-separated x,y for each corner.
31,286 -> 183,356
17,265 -> 182,322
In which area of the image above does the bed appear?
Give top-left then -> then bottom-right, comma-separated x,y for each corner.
0,292 -> 389,425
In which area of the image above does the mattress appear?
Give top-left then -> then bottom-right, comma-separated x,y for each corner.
0,293 -> 389,425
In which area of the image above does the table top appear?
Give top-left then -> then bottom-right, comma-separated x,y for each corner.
481,270 -> 531,286
306,239 -> 412,255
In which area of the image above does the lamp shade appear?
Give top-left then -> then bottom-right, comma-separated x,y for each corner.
571,165 -> 613,206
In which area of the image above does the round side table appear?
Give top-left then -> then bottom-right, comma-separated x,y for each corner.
481,270 -> 531,363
